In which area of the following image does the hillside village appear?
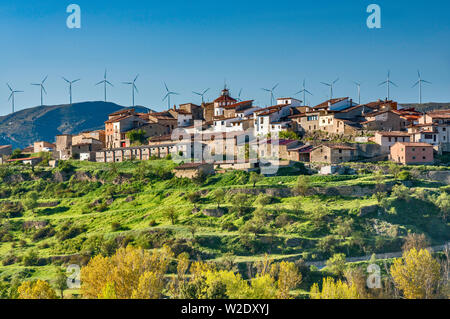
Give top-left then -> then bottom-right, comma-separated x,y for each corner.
1,87 -> 448,175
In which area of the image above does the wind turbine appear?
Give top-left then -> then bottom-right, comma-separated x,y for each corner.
31,75 -> 48,106
320,78 -> 339,100
261,83 -> 279,106
353,81 -> 362,105
412,70 -> 431,104
62,77 -> 80,104
123,74 -> 139,107
7,83 -> 23,114
163,82 -> 179,109
294,80 -> 313,106
378,71 -> 398,100
192,88 -> 210,104
236,88 -> 243,102
96,69 -> 114,102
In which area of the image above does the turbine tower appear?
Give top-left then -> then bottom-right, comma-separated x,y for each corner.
163,82 -> 179,110
62,77 -> 80,104
262,83 -> 279,106
353,81 -> 362,105
237,89 -> 243,102
320,78 -> 339,100
31,76 -> 48,106
193,88 -> 210,104
294,80 -> 313,106
412,70 -> 431,104
7,83 -> 23,114
123,74 -> 139,107
96,69 -> 113,102
378,71 -> 397,100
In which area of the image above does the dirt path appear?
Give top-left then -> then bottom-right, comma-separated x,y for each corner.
306,241 -> 450,269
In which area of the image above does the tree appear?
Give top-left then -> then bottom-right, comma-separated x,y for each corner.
230,193 -> 248,216
186,191 -> 201,209
81,245 -> 173,299
431,192 -> 449,222
55,268 -> 68,299
390,248 -> 440,299
165,207 -> 179,225
10,149 -> 22,159
126,129 -> 147,146
310,277 -> 359,299
293,175 -> 310,197
325,253 -> 347,277
18,280 -> 57,299
24,191 -> 39,213
402,233 -> 430,253
274,261 -> 302,299
249,172 -> 263,188
212,189 -> 226,209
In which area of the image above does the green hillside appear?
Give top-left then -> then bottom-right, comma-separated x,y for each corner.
0,160 -> 449,297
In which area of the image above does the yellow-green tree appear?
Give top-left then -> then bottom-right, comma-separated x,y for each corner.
274,261 -> 302,299
81,245 -> 173,299
18,280 -> 57,299
310,277 -> 359,299
390,248 -> 440,299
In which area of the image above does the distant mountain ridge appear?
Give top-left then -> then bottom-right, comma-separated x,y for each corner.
399,102 -> 450,112
0,101 -> 151,149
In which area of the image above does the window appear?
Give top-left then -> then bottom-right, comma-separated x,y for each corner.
412,156 -> 416,160
423,156 -> 426,160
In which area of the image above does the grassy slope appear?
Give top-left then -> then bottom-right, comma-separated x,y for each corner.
0,160 -> 448,291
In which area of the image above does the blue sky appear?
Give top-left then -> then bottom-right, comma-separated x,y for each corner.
0,0 -> 449,115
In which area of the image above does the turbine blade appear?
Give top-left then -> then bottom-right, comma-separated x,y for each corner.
193,92 -> 201,95
164,82 -> 169,92
163,93 -> 169,101
204,88 -> 210,94
62,77 -> 70,83
134,74 -> 139,82
106,81 -> 114,87
42,86 -> 47,94
306,90 -> 313,95
95,81 -> 104,86
320,82 -> 330,86
423,80 -> 432,84
378,81 -> 387,86
272,83 -> 279,90
134,84 -> 139,93
8,93 -> 12,101
412,81 -> 419,88
73,79 -> 81,83
42,75 -> 48,83
7,83 -> 12,91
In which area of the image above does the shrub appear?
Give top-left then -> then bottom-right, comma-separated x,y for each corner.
22,250 -> 39,266
397,171 -> 411,181
111,222 -> 122,232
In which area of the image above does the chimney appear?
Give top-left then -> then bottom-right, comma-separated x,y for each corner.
173,105 -> 176,110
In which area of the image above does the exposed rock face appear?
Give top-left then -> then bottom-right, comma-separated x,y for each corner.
419,171 -> 450,184
359,205 -> 380,216
22,220 -> 48,230
202,208 -> 227,217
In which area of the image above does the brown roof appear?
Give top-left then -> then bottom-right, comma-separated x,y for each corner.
313,97 -> 348,109
395,142 -> 433,148
325,144 -> 357,150
223,100 -> 253,110
376,131 -> 411,137
109,108 -> 134,117
0,145 -> 12,150
7,157 -> 41,162
105,114 -> 135,124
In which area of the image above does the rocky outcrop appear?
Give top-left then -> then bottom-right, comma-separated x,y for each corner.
202,208 -> 227,217
419,170 -> 450,184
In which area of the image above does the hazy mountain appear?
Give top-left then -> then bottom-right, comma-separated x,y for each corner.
0,101 -> 152,149
399,102 -> 450,113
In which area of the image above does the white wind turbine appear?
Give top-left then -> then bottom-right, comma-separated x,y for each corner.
412,70 -> 431,104
295,80 -> 313,106
62,77 -> 80,104
96,69 -> 114,102
262,83 -> 279,106
7,83 -> 23,113
378,71 -> 397,100
31,75 -> 48,106
163,82 -> 179,109
123,74 -> 139,107
320,78 -> 339,100
192,88 -> 210,104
